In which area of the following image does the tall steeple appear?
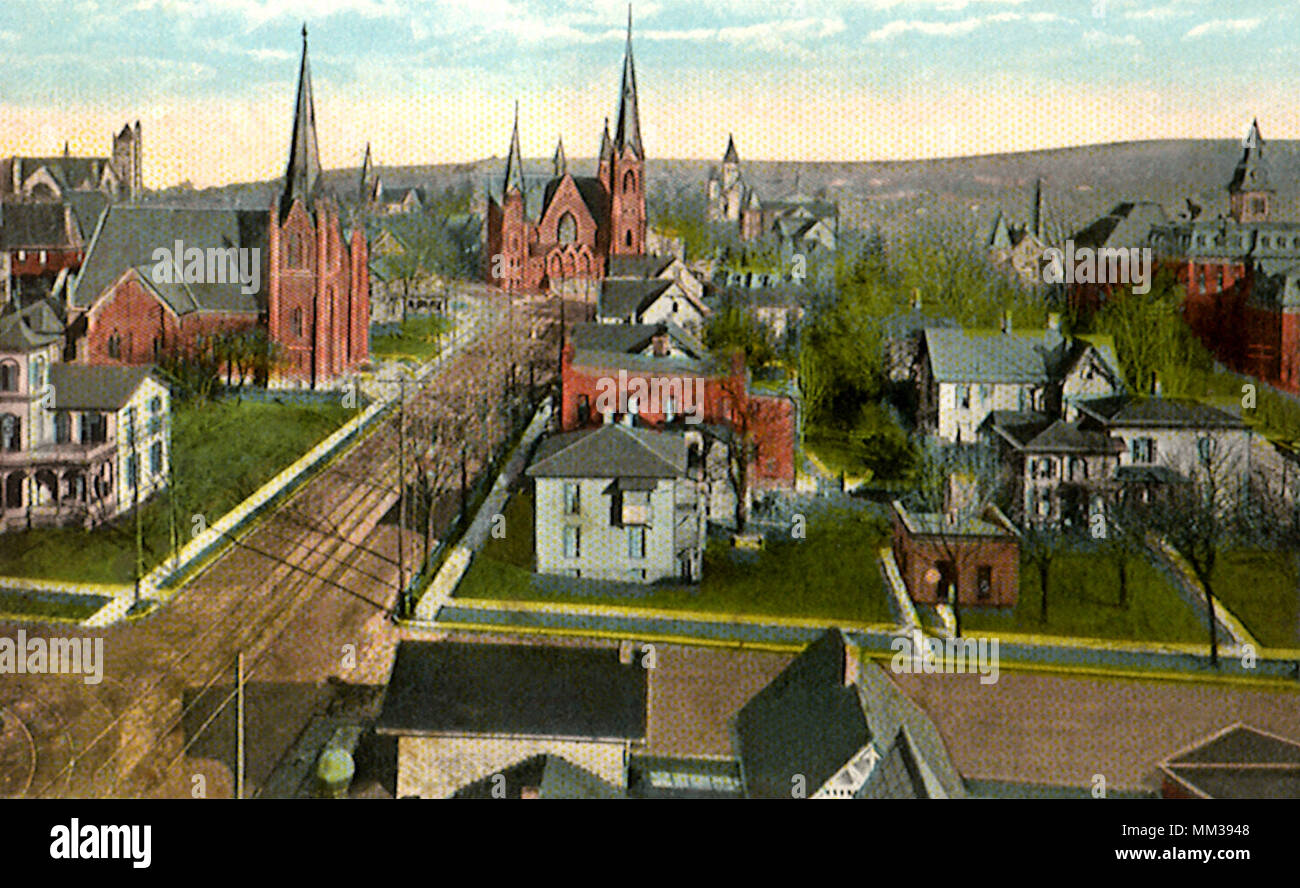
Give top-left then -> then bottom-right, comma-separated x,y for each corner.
1030,177 -> 1043,241
553,136 -> 567,178
503,101 -> 524,199
723,133 -> 739,165
613,6 -> 643,159
283,23 -> 323,214
359,142 -> 373,204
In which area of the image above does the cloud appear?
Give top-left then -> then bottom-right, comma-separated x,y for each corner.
1082,29 -> 1140,47
868,9 -> 1063,41
1183,18 -> 1260,40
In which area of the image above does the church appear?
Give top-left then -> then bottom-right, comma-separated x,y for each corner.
484,13 -> 646,297
65,26 -> 369,389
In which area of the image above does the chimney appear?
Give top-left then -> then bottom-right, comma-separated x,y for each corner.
1152,372 -> 1162,398
911,288 -> 922,312
1000,310 -> 1012,334
944,472 -> 978,520
521,785 -> 540,799
651,333 -> 668,356
842,636 -> 860,687
618,639 -> 635,665
1047,312 -> 1060,331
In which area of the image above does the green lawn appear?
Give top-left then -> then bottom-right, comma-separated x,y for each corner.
455,495 -> 896,623
370,314 -> 452,363
961,551 -> 1206,644
0,399 -> 354,585
0,589 -> 111,622
1210,549 -> 1300,649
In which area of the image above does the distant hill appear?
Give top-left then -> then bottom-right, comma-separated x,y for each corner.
144,138 -> 1300,246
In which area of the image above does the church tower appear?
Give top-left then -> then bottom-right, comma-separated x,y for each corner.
607,8 -> 645,257
268,25 -> 369,388
1229,119 -> 1272,223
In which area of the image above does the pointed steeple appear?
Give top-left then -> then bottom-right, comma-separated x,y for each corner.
599,117 -> 613,163
1230,118 -> 1269,193
613,6 -> 643,159
503,101 -> 524,200
283,23 -> 323,214
553,136 -> 567,178
359,142 -> 373,204
723,133 -> 739,165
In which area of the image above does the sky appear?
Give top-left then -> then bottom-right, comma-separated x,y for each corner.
1,0 -> 1297,188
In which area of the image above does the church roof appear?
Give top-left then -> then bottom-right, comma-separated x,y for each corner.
723,134 -> 739,164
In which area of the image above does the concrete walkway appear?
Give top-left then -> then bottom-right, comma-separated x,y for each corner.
412,401 -> 552,622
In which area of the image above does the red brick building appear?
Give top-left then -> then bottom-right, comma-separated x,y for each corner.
559,324 -> 797,489
484,13 -> 646,296
891,500 -> 1020,607
65,27 -> 369,388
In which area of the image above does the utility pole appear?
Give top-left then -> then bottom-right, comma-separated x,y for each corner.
397,375 -> 408,599
132,408 -> 142,605
235,652 -> 245,800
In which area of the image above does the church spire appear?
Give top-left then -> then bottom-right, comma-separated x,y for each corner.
283,23 -> 323,214
613,5 -> 643,159
553,136 -> 567,178
359,142 -> 374,204
503,101 -> 524,199
1230,118 -> 1269,193
723,133 -> 739,165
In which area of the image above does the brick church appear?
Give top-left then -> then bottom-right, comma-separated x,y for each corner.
484,13 -> 646,297
67,26 -> 369,389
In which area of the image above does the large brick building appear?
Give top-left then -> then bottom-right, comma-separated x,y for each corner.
484,13 -> 646,297
65,27 -> 369,389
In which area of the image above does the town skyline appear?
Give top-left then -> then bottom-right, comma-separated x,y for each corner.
2,0 -> 1299,188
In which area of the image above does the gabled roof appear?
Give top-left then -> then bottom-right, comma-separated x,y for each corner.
0,201 -> 73,249
0,301 -> 64,352
1159,723 -> 1300,800
599,277 -> 673,320
527,424 -> 686,479
608,253 -> 674,279
734,630 -> 868,799
991,414 -> 1123,455
375,640 -> 647,741
541,174 -> 608,226
569,321 -> 706,360
1077,395 -> 1247,430
922,326 -> 1064,384
48,364 -> 157,410
71,205 -> 268,314
1072,201 -> 1167,251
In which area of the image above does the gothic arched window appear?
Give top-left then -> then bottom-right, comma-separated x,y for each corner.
558,212 -> 577,245
622,170 -> 636,193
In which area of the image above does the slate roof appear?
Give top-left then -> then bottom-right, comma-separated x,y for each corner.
991,414 -> 1123,454
541,175 -> 609,227
1159,723 -> 1300,800
1072,201 -> 1167,251
18,156 -> 110,191
375,640 -> 648,741
857,728 -> 929,799
608,254 -> 674,279
0,201 -> 73,249
599,278 -> 673,319
527,424 -> 686,479
71,205 -> 268,314
47,364 -> 155,410
893,501 -> 1017,539
0,301 -> 65,352
569,321 -> 706,359
922,327 -> 1065,384
1078,395 -> 1246,430
733,630 -> 869,799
